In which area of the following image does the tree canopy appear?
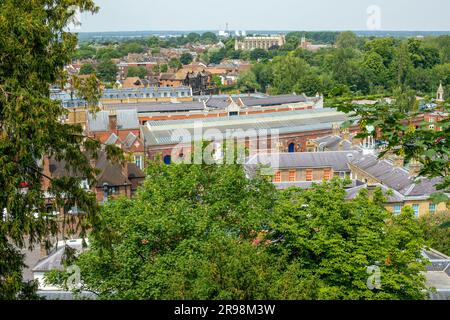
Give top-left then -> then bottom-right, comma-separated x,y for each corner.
49,161 -> 430,300
0,0 -> 103,299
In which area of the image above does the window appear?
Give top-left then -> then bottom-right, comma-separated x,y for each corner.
134,155 -> 143,170
163,155 -> 171,165
306,169 -> 313,181
412,204 -> 420,218
274,171 -> 282,183
80,179 -> 90,190
289,170 -> 296,182
229,111 -> 239,116
339,171 -> 346,178
288,143 -> 296,153
429,203 -> 436,214
393,204 -> 402,214
323,168 -> 332,181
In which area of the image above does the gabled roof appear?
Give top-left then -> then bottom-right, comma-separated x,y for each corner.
312,135 -> 354,151
49,151 -> 144,188
345,183 -> 405,203
32,239 -> 87,272
349,154 -> 442,197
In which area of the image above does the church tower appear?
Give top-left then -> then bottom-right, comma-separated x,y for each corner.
437,82 -> 444,102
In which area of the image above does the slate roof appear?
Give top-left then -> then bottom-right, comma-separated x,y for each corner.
49,151 -> 144,188
239,94 -> 308,107
349,154 -> 441,197
274,180 -> 361,190
422,249 -> 450,300
349,155 -> 412,192
205,97 -> 233,109
32,239 -> 87,272
246,151 -> 358,172
104,101 -> 205,113
312,135 -> 354,151
37,291 -> 96,300
345,183 -> 405,203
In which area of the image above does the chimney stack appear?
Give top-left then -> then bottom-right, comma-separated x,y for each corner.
392,156 -> 404,168
109,112 -> 118,132
409,159 -> 421,177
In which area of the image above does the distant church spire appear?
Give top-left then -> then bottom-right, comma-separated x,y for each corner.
437,82 -> 444,102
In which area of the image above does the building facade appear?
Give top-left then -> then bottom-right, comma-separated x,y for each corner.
235,35 -> 286,50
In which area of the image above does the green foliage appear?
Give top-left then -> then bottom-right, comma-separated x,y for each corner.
180,52 -> 194,65
96,59 -> 118,82
338,88 -> 450,193
420,211 -> 450,256
336,31 -> 358,49
250,48 -> 269,61
127,66 -> 148,78
0,0 -> 101,299
79,64 -> 95,75
50,161 -> 429,300
237,70 -> 260,93
0,238 -> 42,300
168,58 -> 182,70
201,32 -> 218,44
271,181 -> 428,300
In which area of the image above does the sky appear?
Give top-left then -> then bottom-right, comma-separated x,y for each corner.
77,0 -> 450,32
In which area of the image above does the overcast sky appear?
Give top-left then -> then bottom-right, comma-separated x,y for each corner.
78,0 -> 450,32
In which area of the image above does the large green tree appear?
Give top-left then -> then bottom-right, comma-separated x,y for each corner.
127,66 -> 148,78
271,181 -> 428,300
96,59 -> 118,83
49,161 -> 430,300
0,0 -> 104,299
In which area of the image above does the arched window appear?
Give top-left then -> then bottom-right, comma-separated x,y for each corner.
288,143 -> 296,153
163,155 -> 171,165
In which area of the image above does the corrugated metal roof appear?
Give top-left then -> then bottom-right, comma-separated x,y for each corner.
87,111 -> 109,132
142,111 -> 351,146
116,109 -> 139,129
